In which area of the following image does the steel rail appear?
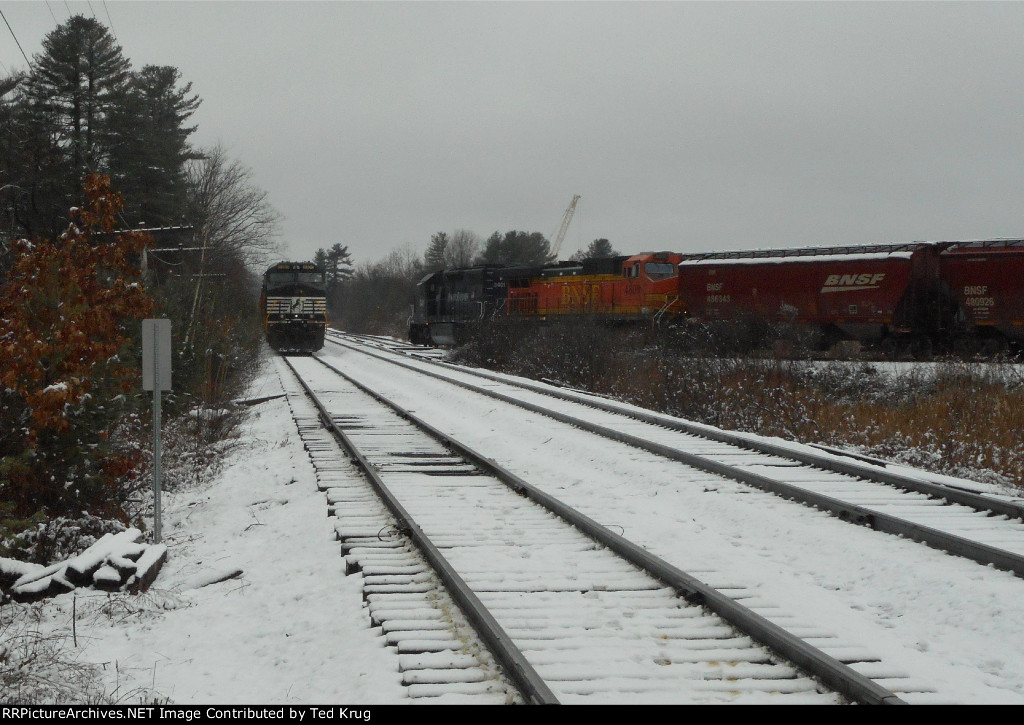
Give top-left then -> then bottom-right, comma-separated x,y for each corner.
328,332 -> 1024,522
455,368 -> 1024,520
308,354 -> 906,706
325,336 -> 1024,578
282,356 -> 559,705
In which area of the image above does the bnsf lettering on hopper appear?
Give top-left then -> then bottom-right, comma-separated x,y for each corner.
821,273 -> 887,292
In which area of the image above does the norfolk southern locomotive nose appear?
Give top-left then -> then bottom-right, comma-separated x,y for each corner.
260,261 -> 328,352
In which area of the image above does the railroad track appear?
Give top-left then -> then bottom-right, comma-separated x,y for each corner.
274,355 -> 517,703
326,331 -> 1024,579
277,352 -> 931,704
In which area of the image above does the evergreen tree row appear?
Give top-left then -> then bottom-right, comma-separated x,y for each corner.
423,230 -> 618,272
0,16 -> 200,252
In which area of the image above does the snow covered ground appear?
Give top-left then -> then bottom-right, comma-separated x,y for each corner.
5,357 -> 407,704
7,347 -> 1024,704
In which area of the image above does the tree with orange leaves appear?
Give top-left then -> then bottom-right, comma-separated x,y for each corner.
0,174 -> 155,523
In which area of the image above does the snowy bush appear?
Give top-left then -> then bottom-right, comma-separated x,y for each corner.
0,606 -> 104,704
0,514 -> 127,567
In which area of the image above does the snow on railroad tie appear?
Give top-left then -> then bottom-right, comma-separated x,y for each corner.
422,502 -> 893,700
282,352 -> 955,704
275,357 -> 519,704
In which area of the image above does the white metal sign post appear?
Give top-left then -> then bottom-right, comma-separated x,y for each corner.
142,319 -> 172,543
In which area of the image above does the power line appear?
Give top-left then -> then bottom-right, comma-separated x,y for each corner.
102,1 -> 115,35
0,8 -> 33,69
97,1 -> 121,53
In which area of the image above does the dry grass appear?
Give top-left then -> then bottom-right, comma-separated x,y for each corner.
817,363 -> 1024,487
0,605 -> 102,704
1,593 -> 176,704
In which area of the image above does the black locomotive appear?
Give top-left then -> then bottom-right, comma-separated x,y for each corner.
260,261 -> 327,352
409,265 -> 536,346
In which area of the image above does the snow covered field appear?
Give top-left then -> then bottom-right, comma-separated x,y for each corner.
6,349 -> 1024,704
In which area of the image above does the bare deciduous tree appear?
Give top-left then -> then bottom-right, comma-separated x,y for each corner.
185,144 -> 281,271
445,229 -> 480,268
334,245 -> 424,335
424,229 -> 480,271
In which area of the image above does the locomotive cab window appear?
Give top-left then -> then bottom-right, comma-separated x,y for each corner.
297,271 -> 326,287
267,271 -> 325,289
645,262 -> 675,281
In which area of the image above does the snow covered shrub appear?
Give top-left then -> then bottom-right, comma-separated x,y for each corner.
0,176 -> 154,527
839,360 -> 1024,488
0,513 -> 127,566
450,317 -> 535,371
508,318 -> 636,391
0,611 -> 103,704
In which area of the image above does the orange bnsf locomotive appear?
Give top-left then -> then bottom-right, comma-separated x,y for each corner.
507,252 -> 682,321
409,252 -> 685,346
260,261 -> 327,352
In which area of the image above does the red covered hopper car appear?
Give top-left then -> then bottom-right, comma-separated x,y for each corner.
675,240 -> 1024,355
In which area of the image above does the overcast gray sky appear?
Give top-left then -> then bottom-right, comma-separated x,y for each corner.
4,1 -> 1024,266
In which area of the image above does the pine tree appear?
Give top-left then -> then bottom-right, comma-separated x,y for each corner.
15,16 -> 132,240
573,238 -> 617,261
325,243 -> 353,284
109,65 -> 201,226
2,69 -> 70,242
478,230 -> 554,266
424,231 -> 448,270
0,73 -> 30,261
23,16 -> 131,178
314,244 -> 354,318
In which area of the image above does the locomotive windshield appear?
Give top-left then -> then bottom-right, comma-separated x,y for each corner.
266,271 -> 325,290
645,262 -> 676,281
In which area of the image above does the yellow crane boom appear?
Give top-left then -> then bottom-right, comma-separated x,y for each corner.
551,194 -> 581,259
